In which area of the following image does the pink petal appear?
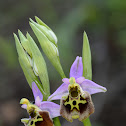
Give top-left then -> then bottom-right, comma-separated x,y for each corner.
47,83 -> 68,101
21,104 -> 27,109
70,56 -> 83,79
80,79 -> 107,94
35,96 -> 41,107
40,101 -> 60,118
62,78 -> 70,84
32,82 -> 43,102
76,77 -> 85,84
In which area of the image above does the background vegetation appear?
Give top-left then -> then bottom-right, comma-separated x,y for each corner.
0,0 -> 126,126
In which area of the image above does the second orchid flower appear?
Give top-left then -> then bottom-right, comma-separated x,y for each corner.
20,82 -> 60,126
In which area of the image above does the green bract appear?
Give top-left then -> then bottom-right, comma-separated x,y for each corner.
14,31 -> 50,100
82,31 -> 92,80
29,17 -> 65,79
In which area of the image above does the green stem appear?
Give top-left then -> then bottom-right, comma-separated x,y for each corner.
53,117 -> 61,126
83,117 -> 91,126
57,58 -> 66,79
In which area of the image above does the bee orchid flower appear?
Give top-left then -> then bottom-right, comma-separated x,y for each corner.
48,56 -> 107,122
20,82 -> 60,126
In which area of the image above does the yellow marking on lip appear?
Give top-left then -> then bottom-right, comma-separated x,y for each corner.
72,115 -> 79,119
64,95 -> 87,110
66,80 -> 86,110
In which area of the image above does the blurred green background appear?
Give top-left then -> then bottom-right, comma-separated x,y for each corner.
0,0 -> 126,126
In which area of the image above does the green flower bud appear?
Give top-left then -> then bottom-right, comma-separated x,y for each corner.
14,31 -> 50,100
14,33 -> 37,83
26,33 -> 50,96
29,17 -> 65,79
30,16 -> 57,45
18,30 -> 32,57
